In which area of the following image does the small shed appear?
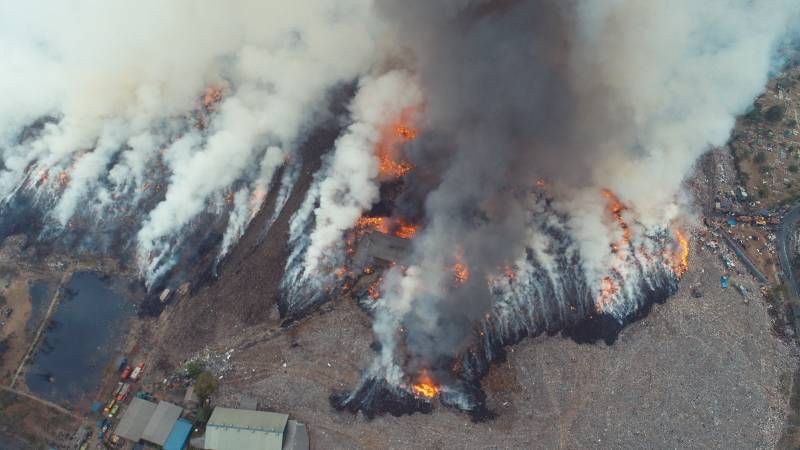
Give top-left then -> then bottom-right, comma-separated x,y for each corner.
142,401 -> 183,446
115,398 -> 158,442
184,386 -> 199,408
164,418 -> 193,450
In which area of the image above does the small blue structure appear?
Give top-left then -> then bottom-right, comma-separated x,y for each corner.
164,418 -> 192,450
90,401 -> 103,414
720,276 -> 729,289
727,217 -> 737,227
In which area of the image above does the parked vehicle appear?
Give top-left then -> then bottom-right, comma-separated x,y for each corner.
130,362 -> 145,381
120,366 -> 132,380
116,356 -> 128,372
109,403 -> 119,418
116,383 -> 131,401
112,382 -> 124,396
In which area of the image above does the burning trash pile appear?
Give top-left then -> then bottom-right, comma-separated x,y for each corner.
0,0 -> 798,421
279,1 -> 797,420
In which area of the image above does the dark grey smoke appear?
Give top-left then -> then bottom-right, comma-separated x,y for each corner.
370,0 -> 800,374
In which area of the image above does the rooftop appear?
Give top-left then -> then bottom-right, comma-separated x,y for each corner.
142,401 -> 183,446
164,418 -> 193,450
208,407 -> 288,433
205,408 -> 289,450
115,398 -> 157,442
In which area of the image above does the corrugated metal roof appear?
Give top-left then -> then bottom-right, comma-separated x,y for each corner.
208,408 -> 288,432
142,401 -> 183,445
164,418 -> 193,450
115,398 -> 157,442
205,408 -> 288,450
282,420 -> 309,450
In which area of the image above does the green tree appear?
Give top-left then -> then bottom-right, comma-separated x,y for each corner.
755,150 -> 767,164
194,371 -> 218,399
790,164 -> 799,173
184,361 -> 205,379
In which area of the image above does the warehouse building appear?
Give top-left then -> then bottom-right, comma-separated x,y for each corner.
199,407 -> 309,450
114,398 -> 188,448
115,398 -> 158,442
142,401 -> 183,446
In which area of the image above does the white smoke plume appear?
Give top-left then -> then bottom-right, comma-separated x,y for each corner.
302,71 -> 422,274
0,0 -> 379,285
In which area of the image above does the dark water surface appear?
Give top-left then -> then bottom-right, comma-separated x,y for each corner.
25,271 -> 134,405
26,279 -> 53,335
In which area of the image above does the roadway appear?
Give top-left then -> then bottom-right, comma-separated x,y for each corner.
777,203 -> 800,299
715,226 -> 769,284
774,203 -> 800,449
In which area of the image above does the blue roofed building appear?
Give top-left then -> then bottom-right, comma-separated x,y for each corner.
164,418 -> 193,450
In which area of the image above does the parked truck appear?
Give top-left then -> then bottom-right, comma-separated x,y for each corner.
116,383 -> 131,401
130,362 -> 145,381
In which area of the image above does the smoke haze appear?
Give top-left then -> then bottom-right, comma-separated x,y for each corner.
1,0 -> 799,411
0,0 -> 378,284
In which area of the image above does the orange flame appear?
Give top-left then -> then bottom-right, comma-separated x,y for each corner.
671,229 -> 689,276
355,216 -> 389,235
411,370 -> 439,399
375,113 -> 417,179
451,248 -> 470,284
503,264 -> 516,281
203,86 -> 224,109
596,276 -> 619,312
355,216 -> 419,240
367,278 -> 382,300
453,263 -> 469,284
602,189 -> 631,252
394,221 -> 418,239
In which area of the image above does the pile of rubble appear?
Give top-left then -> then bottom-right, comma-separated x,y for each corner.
164,347 -> 235,389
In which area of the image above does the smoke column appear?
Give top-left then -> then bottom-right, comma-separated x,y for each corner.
343,0 -> 800,401
0,0 -> 378,285
1,0 -> 799,416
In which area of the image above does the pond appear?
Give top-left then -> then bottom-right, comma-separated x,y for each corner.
26,280 -> 54,335
25,271 -> 135,406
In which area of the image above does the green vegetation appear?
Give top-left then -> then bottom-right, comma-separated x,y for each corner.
184,360 -> 205,379
765,104 -> 786,123
195,404 -> 213,424
758,186 -> 769,199
790,164 -> 799,173
755,150 -> 768,164
194,371 -> 219,399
